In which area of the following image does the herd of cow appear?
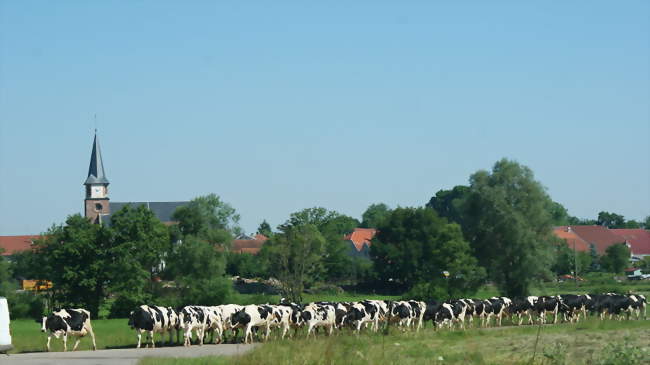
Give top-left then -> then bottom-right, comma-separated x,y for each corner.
40,293 -> 647,351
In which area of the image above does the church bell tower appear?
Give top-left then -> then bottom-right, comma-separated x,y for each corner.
84,132 -> 110,223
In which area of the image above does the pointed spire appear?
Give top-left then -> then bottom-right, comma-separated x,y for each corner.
84,132 -> 109,185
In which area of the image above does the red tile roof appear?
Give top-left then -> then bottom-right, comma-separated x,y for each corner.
554,226 -> 626,255
553,227 -> 591,252
610,229 -> 650,256
231,235 -> 268,255
344,228 -> 377,252
0,235 -> 42,256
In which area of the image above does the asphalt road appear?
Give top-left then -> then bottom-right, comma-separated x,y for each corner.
0,344 -> 258,365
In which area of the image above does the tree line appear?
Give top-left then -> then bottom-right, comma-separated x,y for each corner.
1,158 -> 648,318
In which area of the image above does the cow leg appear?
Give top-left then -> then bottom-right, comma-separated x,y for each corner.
136,330 -> 142,348
150,331 -> 155,348
63,334 -> 68,352
72,337 -> 81,351
87,323 -> 97,351
46,333 -> 52,352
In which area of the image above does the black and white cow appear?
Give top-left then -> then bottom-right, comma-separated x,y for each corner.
447,300 -> 468,330
202,306 -> 224,344
535,296 -> 567,324
423,300 -> 442,329
387,301 -> 414,329
559,294 -> 591,323
217,304 -> 244,342
509,296 -> 537,325
179,306 -> 214,347
269,305 -> 293,339
434,302 -> 456,329
128,305 -> 179,348
230,304 -> 274,344
472,299 -> 494,327
278,301 -> 305,337
41,308 -> 97,352
301,303 -> 336,337
343,302 -> 379,333
487,297 -> 511,327
628,294 -> 647,320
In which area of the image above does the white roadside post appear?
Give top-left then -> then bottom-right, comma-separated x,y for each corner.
0,297 -> 12,354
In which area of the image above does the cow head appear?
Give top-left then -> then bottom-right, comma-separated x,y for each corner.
230,309 -> 250,328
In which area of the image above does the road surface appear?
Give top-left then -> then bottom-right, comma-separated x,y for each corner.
1,343 -> 258,365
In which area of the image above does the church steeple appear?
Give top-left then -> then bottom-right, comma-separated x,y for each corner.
84,131 -> 110,223
84,131 -> 109,185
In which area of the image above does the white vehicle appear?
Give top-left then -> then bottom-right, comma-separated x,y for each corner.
0,297 -> 12,353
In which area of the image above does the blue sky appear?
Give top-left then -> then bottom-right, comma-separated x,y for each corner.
1,1 -> 648,235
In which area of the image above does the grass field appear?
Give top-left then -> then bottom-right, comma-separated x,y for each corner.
136,319 -> 650,365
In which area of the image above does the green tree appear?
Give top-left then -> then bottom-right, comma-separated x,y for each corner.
370,207 -> 485,298
638,256 -> 650,272
426,186 -> 470,226
644,216 -> 650,229
0,252 -> 15,298
597,211 -> 626,229
166,236 -> 232,305
361,203 -> 392,228
552,243 -> 575,276
225,252 -> 267,278
576,252 -> 593,276
463,159 -> 555,297
256,220 -> 273,237
172,194 -> 241,244
264,224 -> 326,303
107,205 -> 170,316
547,201 -> 572,226
34,215 -> 112,317
623,220 -> 641,229
600,244 -> 630,273
281,207 -> 359,283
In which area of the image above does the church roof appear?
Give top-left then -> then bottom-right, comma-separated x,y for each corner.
107,201 -> 189,223
84,133 -> 109,185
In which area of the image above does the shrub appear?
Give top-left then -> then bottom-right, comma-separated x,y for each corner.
8,292 -> 45,319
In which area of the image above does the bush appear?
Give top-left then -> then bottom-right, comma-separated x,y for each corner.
592,340 -> 647,365
404,282 -> 451,302
8,292 -> 45,319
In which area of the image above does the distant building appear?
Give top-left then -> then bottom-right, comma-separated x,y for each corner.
343,228 -> 377,259
0,235 -> 41,258
553,225 -> 650,260
610,229 -> 650,260
231,234 -> 269,254
82,132 -> 189,225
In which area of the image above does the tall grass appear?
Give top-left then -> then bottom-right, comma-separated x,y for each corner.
139,318 -> 650,365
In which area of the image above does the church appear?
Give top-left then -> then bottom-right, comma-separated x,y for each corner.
83,132 -> 189,225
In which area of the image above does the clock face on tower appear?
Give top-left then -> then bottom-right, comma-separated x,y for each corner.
91,186 -> 104,198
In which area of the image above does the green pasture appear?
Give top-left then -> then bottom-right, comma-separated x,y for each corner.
137,318 -> 650,365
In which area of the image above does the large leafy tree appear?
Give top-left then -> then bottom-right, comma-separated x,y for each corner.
281,207 -> 360,282
426,186 -> 470,226
256,220 -> 273,237
597,211 -> 626,229
166,236 -> 232,305
370,207 -> 485,298
600,244 -> 630,274
33,215 -> 112,317
172,194 -> 241,244
361,203 -> 392,228
263,224 -> 326,303
166,194 -> 241,305
463,159 -> 556,297
107,205 -> 170,316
